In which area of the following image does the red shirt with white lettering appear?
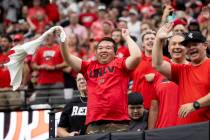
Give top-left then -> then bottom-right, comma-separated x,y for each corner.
152,75 -> 179,128
81,57 -> 130,125
32,44 -> 64,84
171,58 -> 210,125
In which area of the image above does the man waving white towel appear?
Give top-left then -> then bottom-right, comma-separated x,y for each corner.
5,26 -> 66,91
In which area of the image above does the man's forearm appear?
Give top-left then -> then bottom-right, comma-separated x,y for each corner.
152,38 -> 164,70
125,36 -> 141,59
57,127 -> 71,137
55,62 -> 68,70
60,42 -> 82,72
197,92 -> 210,108
148,100 -> 159,129
124,36 -> 141,69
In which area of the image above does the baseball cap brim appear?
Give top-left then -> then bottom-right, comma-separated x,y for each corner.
181,32 -> 206,46
181,38 -> 206,46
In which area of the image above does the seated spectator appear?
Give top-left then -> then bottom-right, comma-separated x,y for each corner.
128,92 -> 148,131
57,73 -> 87,137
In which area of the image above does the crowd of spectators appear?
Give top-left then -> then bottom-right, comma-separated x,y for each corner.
0,0 -> 210,137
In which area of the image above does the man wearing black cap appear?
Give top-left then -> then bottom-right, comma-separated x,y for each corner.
152,23 -> 210,126
128,92 -> 148,131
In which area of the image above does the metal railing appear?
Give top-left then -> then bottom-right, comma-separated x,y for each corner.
0,87 -> 79,112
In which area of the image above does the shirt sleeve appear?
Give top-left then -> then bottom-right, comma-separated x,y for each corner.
171,63 -> 183,84
80,60 -> 90,79
115,57 -> 132,74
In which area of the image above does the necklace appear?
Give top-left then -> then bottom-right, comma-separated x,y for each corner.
80,96 -> 87,104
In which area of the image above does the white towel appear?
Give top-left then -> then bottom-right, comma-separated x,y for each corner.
4,26 -> 66,91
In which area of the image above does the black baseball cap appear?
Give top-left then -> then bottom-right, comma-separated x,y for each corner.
181,31 -> 206,46
128,92 -> 143,105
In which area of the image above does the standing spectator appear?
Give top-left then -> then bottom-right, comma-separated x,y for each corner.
79,2 -> 98,28
131,30 -> 161,109
112,29 -> 129,58
152,23 -> 210,125
102,20 -> 114,38
57,73 -> 87,137
140,21 -> 155,35
128,92 -> 148,131
59,28 -> 141,134
0,35 -> 22,110
64,12 -> 88,46
90,4 -> 107,40
45,0 -> 60,23
148,34 -> 188,129
118,7 -> 130,22
117,20 -> 128,30
27,0 -> 50,33
172,19 -> 188,35
13,33 -> 30,88
127,9 -> 141,42
32,34 -> 65,104
1,0 -> 22,23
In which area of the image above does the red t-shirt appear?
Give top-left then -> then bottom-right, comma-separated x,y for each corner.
79,13 -> 98,28
116,45 -> 130,58
171,58 -> 210,125
132,53 -> 162,109
81,57 -> 130,125
0,53 -> 10,87
32,44 -> 64,84
45,3 -> 60,23
152,75 -> 179,128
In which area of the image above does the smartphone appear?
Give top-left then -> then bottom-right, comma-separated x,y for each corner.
167,12 -> 176,22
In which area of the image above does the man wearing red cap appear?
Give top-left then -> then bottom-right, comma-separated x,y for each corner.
172,19 -> 188,34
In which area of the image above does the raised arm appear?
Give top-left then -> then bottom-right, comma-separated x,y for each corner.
56,28 -> 82,72
152,23 -> 173,79
122,29 -> 141,70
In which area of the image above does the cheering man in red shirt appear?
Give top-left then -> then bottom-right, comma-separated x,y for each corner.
59,28 -> 141,134
148,34 -> 189,129
152,23 -> 210,125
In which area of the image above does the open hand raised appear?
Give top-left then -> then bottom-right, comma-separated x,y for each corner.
156,23 -> 174,40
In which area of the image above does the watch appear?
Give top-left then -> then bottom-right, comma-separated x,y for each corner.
193,101 -> 200,110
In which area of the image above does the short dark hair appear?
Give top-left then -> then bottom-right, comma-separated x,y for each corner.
128,92 -> 144,105
96,37 -> 118,53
